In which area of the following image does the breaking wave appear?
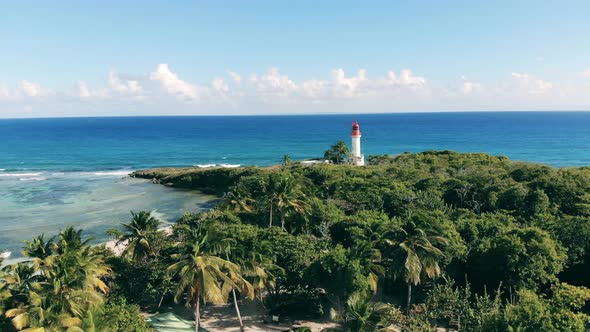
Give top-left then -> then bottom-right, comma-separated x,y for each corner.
193,164 -> 241,168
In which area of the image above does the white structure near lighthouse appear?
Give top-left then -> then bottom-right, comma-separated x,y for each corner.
349,121 -> 365,166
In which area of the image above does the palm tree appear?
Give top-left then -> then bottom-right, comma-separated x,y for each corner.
43,249 -> 109,327
53,226 -> 90,255
343,292 -> 377,332
3,229 -> 110,332
167,234 -> 241,332
1,263 -> 39,308
395,220 -> 447,314
223,191 -> 255,213
350,242 -> 385,294
241,252 -> 283,301
265,173 -> 310,231
282,154 -> 292,166
324,140 -> 350,164
118,211 -> 161,262
2,262 -> 52,331
222,261 -> 254,332
208,230 -> 281,331
277,189 -> 310,232
333,292 -> 394,332
264,174 -> 281,229
22,234 -> 55,272
22,234 -> 53,260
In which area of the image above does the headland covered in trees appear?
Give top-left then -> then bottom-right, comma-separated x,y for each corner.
2,150 -> 590,331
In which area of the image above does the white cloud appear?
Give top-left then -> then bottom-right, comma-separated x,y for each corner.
386,69 -> 427,89
150,64 -> 200,99
20,80 -> 46,97
580,68 -> 590,77
2,65 -> 590,118
330,69 -> 369,98
251,68 -> 298,100
211,78 -> 228,93
459,76 -> 483,95
78,81 -> 91,98
0,84 -> 10,99
227,70 -> 242,83
108,71 -> 142,95
510,72 -> 553,94
300,79 -> 326,99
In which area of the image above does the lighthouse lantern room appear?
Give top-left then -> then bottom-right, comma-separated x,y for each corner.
349,121 -> 365,166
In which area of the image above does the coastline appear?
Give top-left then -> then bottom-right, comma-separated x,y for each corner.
0,172 -> 217,260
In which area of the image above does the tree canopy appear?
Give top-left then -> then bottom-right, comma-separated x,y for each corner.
4,150 -> 590,331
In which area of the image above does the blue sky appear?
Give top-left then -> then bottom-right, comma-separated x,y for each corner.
1,1 -> 590,117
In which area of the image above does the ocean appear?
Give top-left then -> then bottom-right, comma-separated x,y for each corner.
1,112 -> 589,256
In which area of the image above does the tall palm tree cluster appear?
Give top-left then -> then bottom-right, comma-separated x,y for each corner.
264,173 -> 310,231
119,211 -> 279,332
0,228 -> 111,331
223,172 -> 311,232
326,217 -> 448,331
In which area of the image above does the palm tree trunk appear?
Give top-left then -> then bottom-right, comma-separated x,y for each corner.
280,215 -> 285,231
406,283 -> 412,315
232,287 -> 244,331
158,288 -> 166,308
269,202 -> 273,228
195,290 -> 201,332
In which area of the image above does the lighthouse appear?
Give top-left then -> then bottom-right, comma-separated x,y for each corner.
349,121 -> 365,166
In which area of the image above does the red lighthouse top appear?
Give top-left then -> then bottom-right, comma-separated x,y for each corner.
351,121 -> 361,136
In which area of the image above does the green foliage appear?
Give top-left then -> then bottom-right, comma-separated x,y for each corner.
501,285 -> 590,332
324,141 -> 350,164
425,281 -> 503,332
0,228 -> 111,332
468,227 -> 566,290
309,244 -> 381,299
8,151 -> 590,330
263,172 -> 311,231
102,297 -> 153,332
341,292 -> 382,332
117,211 -> 162,263
106,255 -> 170,307
283,154 -> 293,166
424,282 -> 590,332
265,287 -> 325,318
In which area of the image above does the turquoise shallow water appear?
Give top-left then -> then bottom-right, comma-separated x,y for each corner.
0,172 -> 214,257
1,112 -> 589,256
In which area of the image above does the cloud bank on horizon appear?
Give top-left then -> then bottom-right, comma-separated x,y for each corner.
1,64 -> 589,118
2,1 -> 590,118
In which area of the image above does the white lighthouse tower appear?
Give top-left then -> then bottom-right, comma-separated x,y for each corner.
349,121 -> 365,166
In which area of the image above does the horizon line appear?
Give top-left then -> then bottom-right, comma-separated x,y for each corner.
2,109 -> 590,120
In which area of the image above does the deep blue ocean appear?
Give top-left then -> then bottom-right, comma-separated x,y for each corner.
1,112 -> 590,170
1,112 -> 589,257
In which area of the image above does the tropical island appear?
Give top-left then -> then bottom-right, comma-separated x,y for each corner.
2,149 -> 590,332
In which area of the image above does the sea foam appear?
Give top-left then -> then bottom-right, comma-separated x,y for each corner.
0,172 -> 43,177
193,164 -> 241,168
19,177 -> 47,181
90,170 -> 132,176
220,164 -> 241,168
194,164 -> 217,168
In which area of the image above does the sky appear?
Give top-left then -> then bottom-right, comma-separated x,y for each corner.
1,1 -> 590,118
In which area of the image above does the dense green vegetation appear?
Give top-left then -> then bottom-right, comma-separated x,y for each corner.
3,150 -> 590,331
0,227 -> 152,332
